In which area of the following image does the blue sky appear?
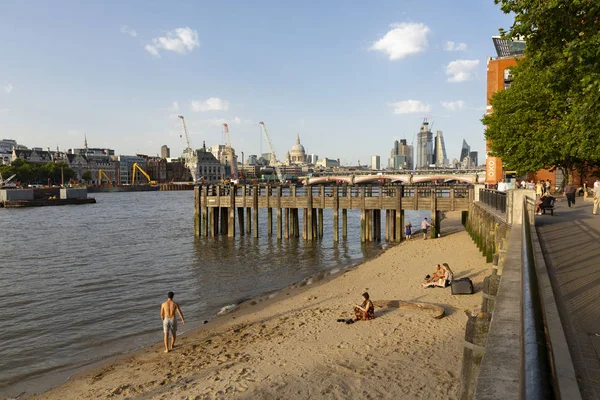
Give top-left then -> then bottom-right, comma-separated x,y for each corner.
0,1 -> 512,165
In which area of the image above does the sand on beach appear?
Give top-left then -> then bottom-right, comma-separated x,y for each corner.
30,212 -> 489,400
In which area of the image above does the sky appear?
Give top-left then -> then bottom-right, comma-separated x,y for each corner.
0,0 -> 513,166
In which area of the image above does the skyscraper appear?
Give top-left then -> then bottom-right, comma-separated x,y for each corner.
460,139 -> 471,163
161,145 -> 170,159
469,151 -> 478,167
388,139 -> 413,170
371,155 -> 380,170
416,120 -> 434,169
433,130 -> 448,167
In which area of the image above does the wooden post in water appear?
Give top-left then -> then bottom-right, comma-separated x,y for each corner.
318,209 -> 324,239
276,186 -> 282,239
302,207 -> 307,240
360,210 -> 366,242
253,185 -> 259,238
245,186 -> 251,235
333,187 -> 339,242
307,186 -> 314,241
396,186 -> 403,242
293,209 -> 300,238
267,186 -> 272,236
202,186 -> 209,237
284,208 -> 289,239
228,187 -> 235,237
194,187 -> 201,236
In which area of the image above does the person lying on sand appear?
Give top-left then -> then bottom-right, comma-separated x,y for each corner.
422,263 -> 454,288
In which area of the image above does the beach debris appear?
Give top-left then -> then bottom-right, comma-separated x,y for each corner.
372,300 -> 446,319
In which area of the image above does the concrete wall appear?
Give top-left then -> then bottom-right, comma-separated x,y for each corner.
0,189 -> 34,201
60,188 -> 88,199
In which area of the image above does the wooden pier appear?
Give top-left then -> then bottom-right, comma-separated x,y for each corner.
193,185 -> 473,242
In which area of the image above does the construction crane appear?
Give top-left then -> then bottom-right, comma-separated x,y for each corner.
0,173 -> 17,188
258,121 -> 284,184
222,123 -> 239,180
131,163 -> 157,185
178,115 -> 198,183
98,170 -> 112,185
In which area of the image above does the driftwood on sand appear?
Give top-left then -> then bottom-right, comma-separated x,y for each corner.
373,300 -> 446,319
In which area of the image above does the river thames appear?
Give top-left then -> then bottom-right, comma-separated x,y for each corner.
0,190 -> 428,397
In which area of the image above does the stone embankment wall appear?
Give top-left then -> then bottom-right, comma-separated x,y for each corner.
460,200 -> 510,400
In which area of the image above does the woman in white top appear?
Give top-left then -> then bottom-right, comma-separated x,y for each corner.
422,263 -> 454,288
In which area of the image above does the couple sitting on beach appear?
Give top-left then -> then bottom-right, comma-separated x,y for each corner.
337,292 -> 375,324
422,263 -> 454,288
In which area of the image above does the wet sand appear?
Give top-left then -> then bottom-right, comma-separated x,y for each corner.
30,212 -> 489,399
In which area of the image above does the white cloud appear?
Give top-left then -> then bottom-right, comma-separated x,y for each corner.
371,22 -> 430,60
190,97 -> 230,112
446,59 -> 480,82
144,44 -> 160,57
120,25 -> 137,38
390,100 -> 431,114
4,83 -> 13,94
444,41 -> 467,52
145,27 -> 199,58
441,100 -> 465,111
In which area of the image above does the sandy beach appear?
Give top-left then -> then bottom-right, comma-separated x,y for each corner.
29,213 -> 489,400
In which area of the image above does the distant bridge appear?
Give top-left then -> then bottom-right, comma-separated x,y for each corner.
301,172 -> 484,185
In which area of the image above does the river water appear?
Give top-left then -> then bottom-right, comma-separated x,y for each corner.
0,191 -> 429,397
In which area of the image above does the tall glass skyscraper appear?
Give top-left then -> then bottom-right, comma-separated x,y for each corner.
416,120 -> 433,169
434,130 -> 448,167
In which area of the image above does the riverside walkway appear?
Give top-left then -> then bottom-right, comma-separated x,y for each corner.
536,197 -> 600,399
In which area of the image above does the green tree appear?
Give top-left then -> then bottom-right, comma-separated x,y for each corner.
82,169 -> 92,182
486,0 -> 600,183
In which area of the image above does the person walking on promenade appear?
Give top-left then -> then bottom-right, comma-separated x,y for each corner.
564,183 -> 576,207
160,291 -> 185,353
593,184 -> 600,215
497,179 -> 508,192
421,217 -> 431,240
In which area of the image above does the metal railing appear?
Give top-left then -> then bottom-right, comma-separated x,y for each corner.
521,198 -> 555,399
479,188 -> 507,213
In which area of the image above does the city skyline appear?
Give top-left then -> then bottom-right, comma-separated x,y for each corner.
0,1 -> 513,164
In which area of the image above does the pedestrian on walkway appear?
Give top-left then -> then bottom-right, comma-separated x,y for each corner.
593,184 -> 600,215
564,183 -> 576,207
535,181 -> 544,198
421,217 -> 431,240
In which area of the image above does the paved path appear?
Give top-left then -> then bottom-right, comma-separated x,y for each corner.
536,195 -> 600,399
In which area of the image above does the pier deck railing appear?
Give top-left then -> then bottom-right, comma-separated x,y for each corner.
200,184 -> 472,212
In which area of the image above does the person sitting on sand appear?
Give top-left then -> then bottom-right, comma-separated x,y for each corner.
354,292 -> 375,321
422,263 -> 454,288
423,264 -> 443,285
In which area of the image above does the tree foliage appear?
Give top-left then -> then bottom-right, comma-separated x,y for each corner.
0,160 -> 76,185
484,0 -> 600,181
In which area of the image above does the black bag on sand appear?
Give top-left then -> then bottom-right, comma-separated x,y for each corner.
451,278 -> 474,295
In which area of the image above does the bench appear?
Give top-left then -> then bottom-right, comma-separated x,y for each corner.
540,197 -> 555,216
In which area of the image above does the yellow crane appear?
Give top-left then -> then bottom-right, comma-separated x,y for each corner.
131,163 -> 157,185
98,169 -> 112,185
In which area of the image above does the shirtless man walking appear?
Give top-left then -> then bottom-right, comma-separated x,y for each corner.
160,291 -> 185,353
